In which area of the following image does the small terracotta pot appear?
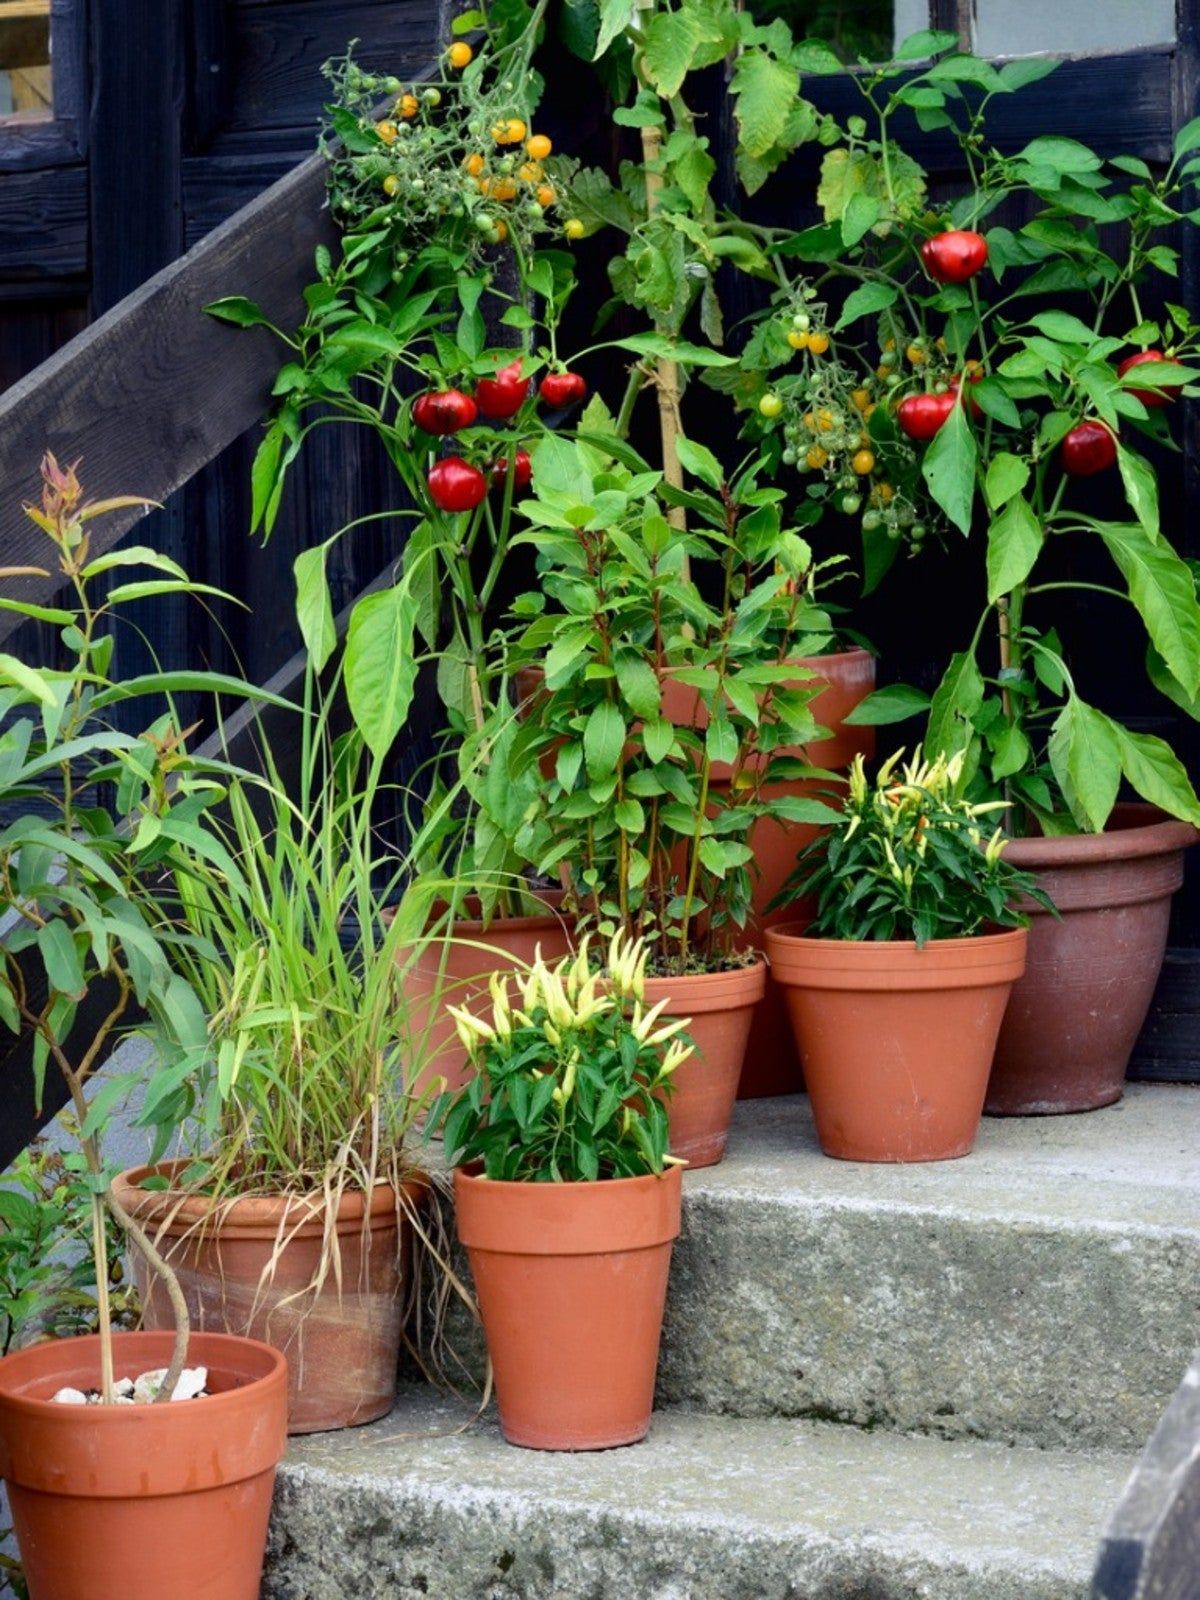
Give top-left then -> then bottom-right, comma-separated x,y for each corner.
986,805 -> 1199,1115
112,1166 -> 425,1434
0,1329 -> 287,1600
766,923 -> 1027,1162
642,961 -> 766,1168
398,897 -> 574,1097
454,1164 -> 682,1450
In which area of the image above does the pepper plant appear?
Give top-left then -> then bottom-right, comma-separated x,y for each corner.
745,31 -> 1200,834
504,419 -> 838,972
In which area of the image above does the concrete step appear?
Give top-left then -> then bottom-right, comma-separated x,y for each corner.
433,1084 -> 1200,1453
266,1391 -> 1134,1600
658,1084 -> 1200,1453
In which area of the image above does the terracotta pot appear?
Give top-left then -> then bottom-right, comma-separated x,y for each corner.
398,896 -> 574,1096
0,1329 -> 287,1600
986,805 -> 1198,1115
641,961 -> 766,1167
112,1166 -> 426,1434
766,923 -> 1027,1162
454,1164 -> 682,1450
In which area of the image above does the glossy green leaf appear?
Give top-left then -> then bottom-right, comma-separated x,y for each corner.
922,402 -> 977,535
986,494 -> 1042,602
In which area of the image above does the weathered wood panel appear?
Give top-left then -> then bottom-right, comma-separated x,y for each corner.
0,163 -> 86,276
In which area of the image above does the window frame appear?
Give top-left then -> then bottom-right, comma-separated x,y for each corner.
0,0 -> 85,172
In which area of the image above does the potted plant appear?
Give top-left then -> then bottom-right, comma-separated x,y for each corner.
767,748 -> 1045,1162
428,933 -> 689,1450
110,644 -> 452,1434
507,431 -> 850,1164
750,33 -> 1200,1113
0,457 -> 288,1600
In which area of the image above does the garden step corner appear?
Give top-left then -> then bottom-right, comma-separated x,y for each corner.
265,1391 -> 1135,1600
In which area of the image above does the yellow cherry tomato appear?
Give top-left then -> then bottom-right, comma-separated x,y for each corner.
518,161 -> 542,183
806,445 -> 828,469
476,175 -> 492,195
564,217 -> 585,239
759,393 -> 784,418
447,41 -> 473,69
872,481 -> 895,505
398,93 -> 420,119
807,331 -> 830,356
852,449 -> 876,475
816,408 -> 834,431
526,134 -> 553,160
492,177 -> 518,201
492,117 -> 527,145
883,337 -> 896,351
493,219 -> 509,242
464,152 -> 485,177
936,335 -> 948,352
378,120 -> 398,145
382,174 -> 400,196
864,402 -> 877,418
850,388 -> 872,413
906,343 -> 927,366
802,412 -> 816,431
876,364 -> 891,380
964,357 -> 983,373
787,330 -> 809,351
536,183 -> 556,208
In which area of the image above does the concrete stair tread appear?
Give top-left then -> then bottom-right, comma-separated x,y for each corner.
703,1085 -> 1200,1236
270,1392 -> 1135,1598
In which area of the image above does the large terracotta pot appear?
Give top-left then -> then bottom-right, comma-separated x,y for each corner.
399,897 -> 574,1096
986,805 -> 1198,1115
766,923 -> 1027,1162
642,961 -> 766,1168
0,1329 -> 287,1600
454,1164 -> 682,1450
112,1166 -> 426,1434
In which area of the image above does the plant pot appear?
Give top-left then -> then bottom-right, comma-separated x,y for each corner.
0,1329 -> 287,1600
112,1166 -> 426,1434
454,1164 -> 682,1450
642,961 -> 766,1167
398,895 -> 574,1096
985,804 -> 1199,1116
765,923 -> 1027,1162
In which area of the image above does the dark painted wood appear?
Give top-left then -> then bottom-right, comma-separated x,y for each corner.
0,0 -> 86,173
1092,1354 -> 1200,1599
0,163 -> 86,277
1129,952 -> 1200,1082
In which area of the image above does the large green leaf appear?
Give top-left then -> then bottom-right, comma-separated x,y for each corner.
37,922 -> 86,1002
593,0 -> 633,58
730,48 -> 799,159
925,650 -> 983,757
842,684 -> 930,726
1048,696 -> 1121,832
986,494 -> 1042,602
1117,444 -> 1160,542
293,544 -> 337,674
1114,723 -> 1200,824
583,701 -> 626,781
1096,520 -> 1200,697
641,8 -> 704,97
832,282 -> 898,333
344,583 -> 419,758
922,402 -> 977,535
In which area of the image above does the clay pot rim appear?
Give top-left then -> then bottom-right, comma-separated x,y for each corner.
112,1162 -> 428,1237
765,922 -> 1027,986
999,804 -> 1199,868
454,1163 -> 682,1193
0,1329 -> 286,1423
453,1162 -> 683,1255
640,957 -> 768,1009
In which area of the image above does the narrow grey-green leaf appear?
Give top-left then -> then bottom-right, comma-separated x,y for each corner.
1117,443 -> 1160,542
1097,520 -> 1200,697
344,583 -> 419,758
293,544 -> 337,674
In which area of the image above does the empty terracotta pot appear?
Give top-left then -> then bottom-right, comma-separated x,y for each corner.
0,1329 -> 287,1600
113,1166 -> 426,1434
398,897 -> 574,1096
642,961 -> 766,1168
454,1164 -> 682,1450
986,805 -> 1199,1115
766,923 -> 1027,1162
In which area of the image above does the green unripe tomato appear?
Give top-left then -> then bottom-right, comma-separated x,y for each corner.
384,76 -> 402,93
840,493 -> 862,515
911,522 -> 926,539
781,448 -> 797,465
759,393 -> 784,418
475,212 -> 496,234
423,87 -> 441,106
803,286 -> 818,300
792,311 -> 811,332
861,510 -> 882,531
879,349 -> 897,367
886,372 -> 902,389
847,115 -> 867,138
526,202 -> 544,219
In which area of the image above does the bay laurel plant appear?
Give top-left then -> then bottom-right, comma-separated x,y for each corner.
427,932 -> 691,1180
732,32 -> 1200,835
779,747 -> 1049,946
504,423 -> 841,974
0,456 -> 291,1402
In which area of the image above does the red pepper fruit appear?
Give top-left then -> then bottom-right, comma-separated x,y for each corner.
1116,349 -> 1182,408
490,449 -> 532,491
412,388 -> 478,435
474,359 -> 531,420
920,230 -> 989,284
897,390 -> 957,441
427,456 -> 488,511
538,371 -> 589,408
1061,420 -> 1117,477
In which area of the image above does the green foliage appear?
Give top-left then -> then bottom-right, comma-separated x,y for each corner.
426,934 -> 689,1180
779,748 -> 1049,945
